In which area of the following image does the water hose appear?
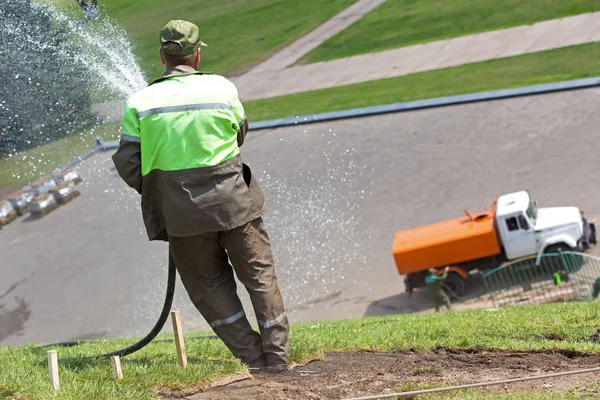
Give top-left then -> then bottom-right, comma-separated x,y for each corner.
37,247 -> 221,360
91,250 -> 177,359
38,250 -> 178,359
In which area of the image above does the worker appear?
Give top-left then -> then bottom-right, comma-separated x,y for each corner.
112,20 -> 290,372
425,267 -> 452,312
76,0 -> 99,19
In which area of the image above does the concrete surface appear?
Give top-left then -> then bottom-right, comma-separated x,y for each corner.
231,12 -> 600,100
2,87 -> 600,347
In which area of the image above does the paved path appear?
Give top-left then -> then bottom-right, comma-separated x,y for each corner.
231,12 -> 600,101
247,0 -> 388,74
2,87 -> 600,346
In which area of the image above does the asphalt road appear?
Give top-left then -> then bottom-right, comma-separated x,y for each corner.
2,88 -> 600,347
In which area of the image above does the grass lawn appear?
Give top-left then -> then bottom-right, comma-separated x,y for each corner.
48,0 -> 355,81
244,42 -> 600,121
1,301 -> 600,399
0,123 -> 120,190
300,0 -> 600,64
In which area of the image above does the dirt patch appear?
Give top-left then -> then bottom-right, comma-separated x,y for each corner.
163,349 -> 600,400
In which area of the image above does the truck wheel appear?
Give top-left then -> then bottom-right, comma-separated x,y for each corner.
544,243 -> 574,254
441,272 -> 465,300
583,219 -> 596,248
542,243 -> 584,273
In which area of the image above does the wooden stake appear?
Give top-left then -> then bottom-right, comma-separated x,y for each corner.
111,355 -> 123,380
171,311 -> 187,368
47,350 -> 59,391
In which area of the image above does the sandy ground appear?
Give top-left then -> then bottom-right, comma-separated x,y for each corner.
161,349 -> 600,399
2,87 -> 600,347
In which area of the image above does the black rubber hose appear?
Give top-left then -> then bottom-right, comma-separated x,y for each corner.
38,250 -> 177,357
91,250 -> 177,359
37,249 -> 219,358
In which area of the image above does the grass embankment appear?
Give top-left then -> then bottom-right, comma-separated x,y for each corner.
0,123 -> 120,190
50,0 -> 355,80
244,42 -> 600,121
2,302 -> 600,399
300,0 -> 600,64
3,42 -> 598,190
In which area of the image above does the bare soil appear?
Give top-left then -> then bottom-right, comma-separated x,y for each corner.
162,349 -> 600,400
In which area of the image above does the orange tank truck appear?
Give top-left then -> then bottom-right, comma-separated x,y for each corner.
391,190 -> 597,299
392,205 -> 507,299
392,208 -> 501,276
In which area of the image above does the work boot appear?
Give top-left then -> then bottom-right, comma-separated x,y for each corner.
249,364 -> 289,374
247,354 -> 288,374
246,354 -> 266,369
262,364 -> 288,373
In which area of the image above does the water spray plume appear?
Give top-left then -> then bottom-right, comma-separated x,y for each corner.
0,0 -> 146,182
48,4 -> 147,98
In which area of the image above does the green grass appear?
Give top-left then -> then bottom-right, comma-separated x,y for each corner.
300,0 -> 600,64
2,301 -> 600,399
0,123 -> 120,190
244,42 -> 600,121
49,0 -> 355,81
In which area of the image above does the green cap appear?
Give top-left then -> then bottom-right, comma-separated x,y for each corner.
160,20 -> 207,56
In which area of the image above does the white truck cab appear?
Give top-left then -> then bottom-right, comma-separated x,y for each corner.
495,191 -> 592,263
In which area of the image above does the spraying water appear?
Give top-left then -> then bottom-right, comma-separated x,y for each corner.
47,4 -> 147,98
255,130 -> 371,310
0,0 -> 146,180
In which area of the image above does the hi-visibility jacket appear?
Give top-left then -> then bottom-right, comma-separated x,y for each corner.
112,65 -> 267,241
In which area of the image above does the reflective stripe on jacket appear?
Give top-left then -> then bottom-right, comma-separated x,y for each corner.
112,65 -> 266,241
121,70 -> 246,175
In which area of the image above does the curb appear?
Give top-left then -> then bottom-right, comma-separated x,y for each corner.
248,76 -> 600,130
55,140 -> 116,173
77,76 -> 600,159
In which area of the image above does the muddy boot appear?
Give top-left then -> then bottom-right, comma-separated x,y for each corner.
247,353 -> 288,374
261,364 -> 288,373
250,364 -> 289,374
247,354 -> 267,371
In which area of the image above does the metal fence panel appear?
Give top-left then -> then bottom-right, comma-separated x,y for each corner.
481,251 -> 600,308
